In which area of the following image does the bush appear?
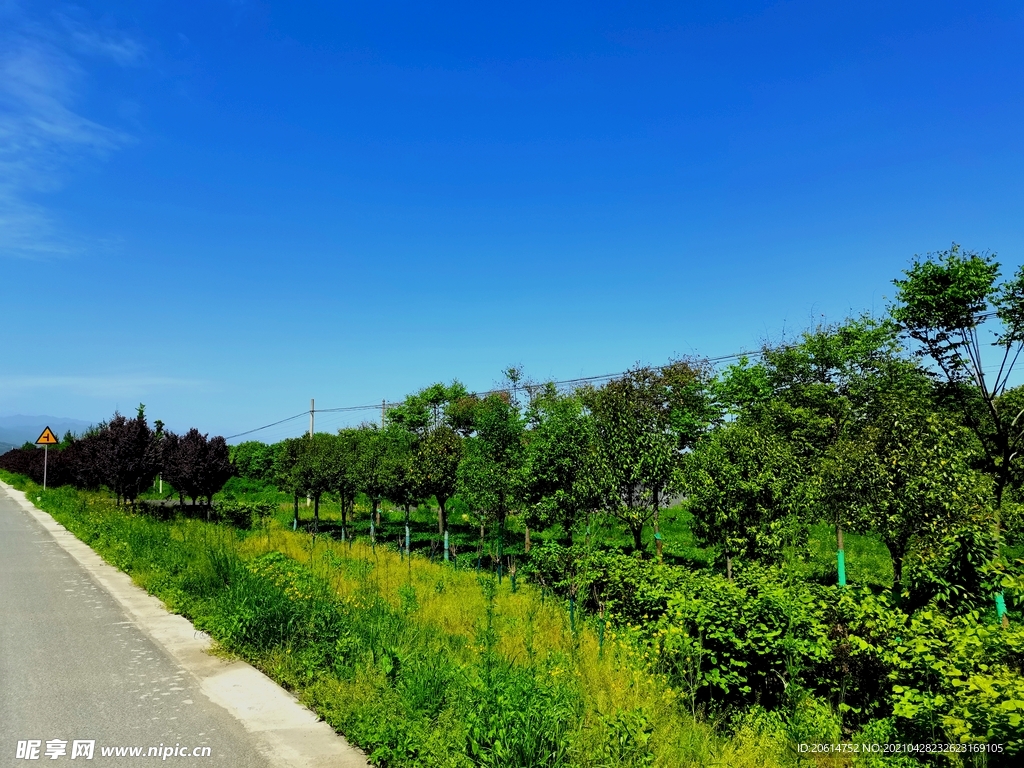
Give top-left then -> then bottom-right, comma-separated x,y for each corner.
525,542 -> 685,621
647,566 -> 833,710
886,608 -> 1024,755
216,499 -> 276,529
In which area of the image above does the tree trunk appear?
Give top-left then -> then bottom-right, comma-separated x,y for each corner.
439,498 -> 450,562
887,541 -> 906,606
726,554 -> 733,581
340,497 -> 347,540
293,494 -> 299,530
653,489 -> 663,559
404,503 -> 411,556
630,522 -> 644,553
524,525 -> 531,553
477,522 -> 485,569
836,521 -> 846,587
497,513 -> 505,582
374,499 -> 381,527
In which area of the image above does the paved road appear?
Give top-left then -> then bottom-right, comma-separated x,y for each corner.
0,487 -> 272,767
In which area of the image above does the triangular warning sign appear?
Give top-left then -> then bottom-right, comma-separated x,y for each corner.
36,427 -> 59,445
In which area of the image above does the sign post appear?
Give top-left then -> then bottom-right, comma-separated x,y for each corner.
35,427 -> 59,490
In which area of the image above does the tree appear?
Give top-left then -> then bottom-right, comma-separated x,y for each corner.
584,361 -> 716,555
730,316 -> 935,582
99,406 -> 161,508
447,392 -> 481,437
200,436 -> 233,506
273,437 -> 306,529
890,245 -> 1024,621
161,429 -> 233,516
522,386 -> 600,547
382,424 -> 420,555
160,431 -> 186,505
386,381 -> 471,436
292,432 -> 346,531
458,392 -> 525,576
230,441 -> 277,483
356,424 -> 390,541
737,316 -> 930,464
414,424 -> 463,560
683,422 -> 802,579
334,428 -> 362,540
390,381 -> 471,559
891,245 -> 1024,515
69,423 -> 109,490
819,396 -> 987,601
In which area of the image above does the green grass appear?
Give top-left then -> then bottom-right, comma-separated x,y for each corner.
138,474 -> 900,594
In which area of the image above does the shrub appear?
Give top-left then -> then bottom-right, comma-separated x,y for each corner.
886,608 -> 1024,754
647,566 -> 832,710
525,542 -> 685,621
217,499 -> 276,529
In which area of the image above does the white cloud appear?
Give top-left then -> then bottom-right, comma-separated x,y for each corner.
0,374 -> 207,399
58,12 -> 145,66
0,3 -> 142,259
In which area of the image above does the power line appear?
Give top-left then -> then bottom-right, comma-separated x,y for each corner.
224,348 -> 768,442
225,412 -> 307,441
224,310 -> 1012,442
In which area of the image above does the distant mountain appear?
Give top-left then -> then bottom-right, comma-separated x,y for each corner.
0,441 -> 16,454
0,415 -> 97,448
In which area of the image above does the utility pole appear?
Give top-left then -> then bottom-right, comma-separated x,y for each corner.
306,398 -> 314,508
381,399 -> 386,427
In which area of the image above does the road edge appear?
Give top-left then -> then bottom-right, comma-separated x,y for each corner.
0,480 -> 368,768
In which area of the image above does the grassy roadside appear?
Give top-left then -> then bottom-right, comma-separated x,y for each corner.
2,472 -> 808,768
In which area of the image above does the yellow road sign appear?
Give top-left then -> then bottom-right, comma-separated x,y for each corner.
36,427 -> 59,445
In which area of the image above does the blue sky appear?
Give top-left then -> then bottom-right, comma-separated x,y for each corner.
2,0 -> 1023,441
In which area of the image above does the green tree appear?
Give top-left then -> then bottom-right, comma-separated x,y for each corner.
294,432 -> 344,531
585,361 -> 716,555
355,424 -> 389,541
742,316 -> 929,463
273,437 -> 306,530
230,440 -> 276,483
390,381 -> 472,559
891,244 -> 1024,516
522,385 -> 600,547
386,381 -> 471,436
890,245 -> 1024,620
334,428 -> 362,540
414,424 -> 463,560
381,424 -> 420,555
458,392 -> 525,576
683,422 -> 802,578
727,317 -> 934,583
819,397 -> 988,601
